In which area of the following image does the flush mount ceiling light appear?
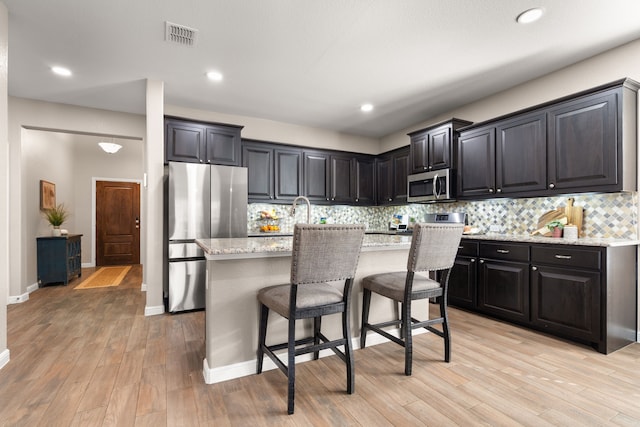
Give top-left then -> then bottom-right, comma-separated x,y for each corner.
360,103 -> 374,112
516,7 -> 544,24
51,66 -> 72,77
98,142 -> 122,154
206,70 -> 223,82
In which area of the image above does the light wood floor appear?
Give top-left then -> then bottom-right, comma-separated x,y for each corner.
2,265 -> 640,426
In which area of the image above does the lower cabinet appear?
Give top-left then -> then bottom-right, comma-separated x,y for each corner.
449,239 -> 637,354
36,234 -> 83,285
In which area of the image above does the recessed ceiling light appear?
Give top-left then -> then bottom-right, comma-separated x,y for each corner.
360,103 -> 374,112
98,142 -> 122,154
51,66 -> 72,77
206,71 -> 223,82
516,8 -> 544,24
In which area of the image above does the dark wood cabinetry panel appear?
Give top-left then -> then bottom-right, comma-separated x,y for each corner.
204,126 -> 242,166
165,118 -> 242,165
330,154 -> 354,203
393,149 -> 410,203
354,156 -> 375,205
547,91 -> 618,191
274,148 -> 303,201
495,112 -> 547,195
457,126 -> 495,198
449,256 -> 477,309
165,120 -> 205,163
478,259 -> 530,323
409,131 -> 428,174
428,124 -> 452,170
376,146 -> 409,205
303,151 -> 330,203
375,156 -> 393,204
409,119 -> 471,174
242,142 -> 273,201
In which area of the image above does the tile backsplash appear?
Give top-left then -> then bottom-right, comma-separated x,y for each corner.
249,192 -> 638,239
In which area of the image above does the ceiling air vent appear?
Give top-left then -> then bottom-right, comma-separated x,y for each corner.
165,21 -> 198,47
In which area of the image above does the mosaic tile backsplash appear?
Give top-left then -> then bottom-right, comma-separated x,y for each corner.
249,192 -> 638,239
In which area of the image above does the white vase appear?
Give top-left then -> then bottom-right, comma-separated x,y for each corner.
52,227 -> 62,236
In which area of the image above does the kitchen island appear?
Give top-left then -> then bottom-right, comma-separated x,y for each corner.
197,233 -> 639,384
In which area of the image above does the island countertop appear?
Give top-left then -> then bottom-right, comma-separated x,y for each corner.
197,233 -> 639,260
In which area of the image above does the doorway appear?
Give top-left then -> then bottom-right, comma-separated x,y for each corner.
96,180 -> 141,266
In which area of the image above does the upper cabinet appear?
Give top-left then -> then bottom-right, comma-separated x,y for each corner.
376,146 -> 409,205
165,117 -> 243,166
408,118 -> 472,174
457,78 -> 639,200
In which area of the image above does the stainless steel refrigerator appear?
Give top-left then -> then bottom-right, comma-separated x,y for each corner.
166,162 -> 248,312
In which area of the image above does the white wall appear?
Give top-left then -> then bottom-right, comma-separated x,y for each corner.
0,2 -> 9,368
380,37 -> 640,152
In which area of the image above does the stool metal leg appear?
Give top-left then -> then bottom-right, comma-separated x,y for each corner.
360,288 -> 371,349
257,304 -> 269,374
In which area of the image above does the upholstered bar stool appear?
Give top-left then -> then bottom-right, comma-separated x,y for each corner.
256,223 -> 365,414
360,223 -> 464,375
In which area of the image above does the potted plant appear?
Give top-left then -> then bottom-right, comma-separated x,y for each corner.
44,203 -> 69,236
546,220 -> 564,238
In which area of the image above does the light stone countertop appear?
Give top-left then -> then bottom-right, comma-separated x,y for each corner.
197,232 -> 639,260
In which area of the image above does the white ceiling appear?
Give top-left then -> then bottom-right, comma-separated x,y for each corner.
5,0 -> 640,138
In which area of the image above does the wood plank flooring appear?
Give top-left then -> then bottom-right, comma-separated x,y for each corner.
1,264 -> 639,426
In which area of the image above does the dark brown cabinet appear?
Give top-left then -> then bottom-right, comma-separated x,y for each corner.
242,140 -> 302,202
376,146 -> 409,205
478,242 -> 530,324
165,118 -> 242,165
409,119 -> 471,174
354,156 -> 375,205
547,91 -> 619,192
453,238 -> 637,354
448,240 -> 478,309
457,79 -> 638,200
303,151 -> 330,203
330,154 -> 354,203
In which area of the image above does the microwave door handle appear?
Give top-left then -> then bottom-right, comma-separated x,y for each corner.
433,173 -> 439,199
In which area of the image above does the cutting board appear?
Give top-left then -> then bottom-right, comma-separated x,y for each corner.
564,198 -> 584,236
532,209 -> 567,236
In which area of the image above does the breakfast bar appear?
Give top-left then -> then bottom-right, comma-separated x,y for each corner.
197,233 -> 639,384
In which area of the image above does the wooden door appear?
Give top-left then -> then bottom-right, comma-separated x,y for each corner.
96,181 -> 140,266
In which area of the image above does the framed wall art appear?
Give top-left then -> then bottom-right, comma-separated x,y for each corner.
40,180 -> 56,211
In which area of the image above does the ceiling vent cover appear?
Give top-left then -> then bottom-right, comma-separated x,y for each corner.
165,21 -> 198,47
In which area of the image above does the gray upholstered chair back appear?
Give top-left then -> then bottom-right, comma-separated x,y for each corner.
407,223 -> 464,273
291,224 -> 365,285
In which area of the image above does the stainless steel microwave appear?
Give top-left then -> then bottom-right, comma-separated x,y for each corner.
407,169 -> 455,203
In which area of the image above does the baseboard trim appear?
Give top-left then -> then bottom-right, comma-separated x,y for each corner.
144,305 -> 164,316
202,327 -> 426,384
140,282 -> 147,292
27,282 -> 39,294
0,349 -> 10,371
8,292 -> 29,305
81,262 -> 94,268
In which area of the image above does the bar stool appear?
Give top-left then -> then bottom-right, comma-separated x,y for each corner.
256,223 -> 365,414
360,222 -> 464,375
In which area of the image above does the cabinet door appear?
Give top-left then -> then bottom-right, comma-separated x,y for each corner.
166,120 -> 205,163
303,151 -> 330,203
274,148 -> 302,201
457,126 -> 495,198
354,156 -> 375,205
330,154 -> 354,203
392,148 -> 410,203
376,156 -> 393,205
204,125 -> 241,166
478,259 -> 529,323
531,265 -> 600,342
449,256 -> 477,309
242,143 -> 273,201
409,131 -> 428,174
547,91 -> 618,191
495,112 -> 547,195
427,124 -> 452,170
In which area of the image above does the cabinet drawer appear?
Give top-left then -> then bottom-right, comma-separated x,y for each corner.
480,242 -> 529,262
457,240 -> 479,256
531,246 -> 601,270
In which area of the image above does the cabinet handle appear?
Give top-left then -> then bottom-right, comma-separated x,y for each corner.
497,249 -> 510,254
388,198 -> 392,202
554,254 -> 572,260
488,188 -> 494,193
479,259 -> 484,264
471,258 -> 476,263
496,188 -> 502,193
458,245 -> 464,249
355,198 -> 359,202
532,266 -> 538,271
549,183 -> 555,189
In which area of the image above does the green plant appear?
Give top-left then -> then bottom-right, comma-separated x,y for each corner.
44,203 -> 69,227
546,220 -> 565,231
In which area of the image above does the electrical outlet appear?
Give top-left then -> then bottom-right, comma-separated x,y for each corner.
489,224 -> 500,232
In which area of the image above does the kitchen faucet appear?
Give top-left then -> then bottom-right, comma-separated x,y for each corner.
290,196 -> 311,224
